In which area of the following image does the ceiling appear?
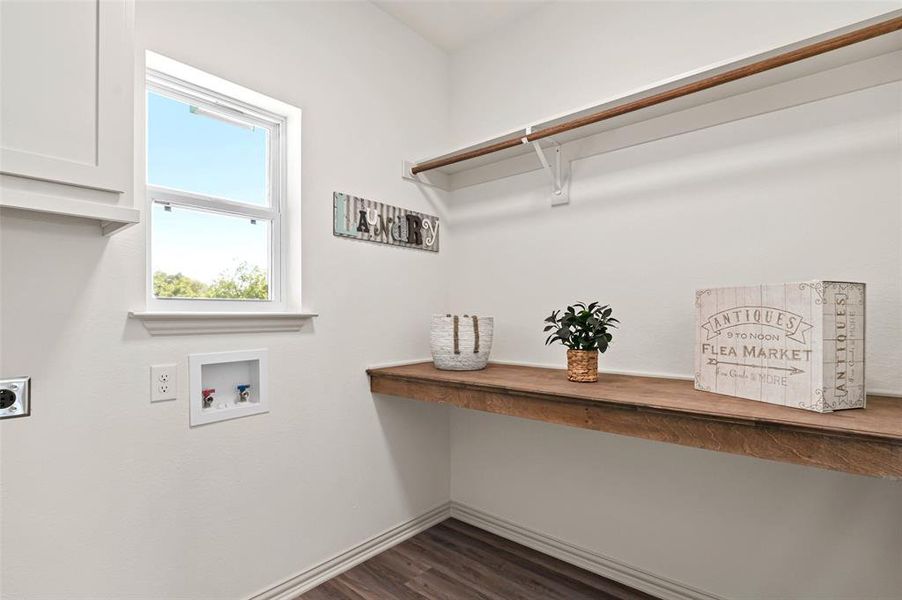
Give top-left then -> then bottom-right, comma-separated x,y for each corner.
374,1 -> 548,52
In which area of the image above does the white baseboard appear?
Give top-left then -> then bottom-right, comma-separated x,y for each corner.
450,502 -> 724,600
248,499 -> 722,600
249,502 -> 452,600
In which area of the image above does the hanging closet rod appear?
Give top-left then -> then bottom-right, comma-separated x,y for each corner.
410,14 -> 902,176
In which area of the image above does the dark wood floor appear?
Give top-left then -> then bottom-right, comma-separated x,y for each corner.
298,518 -> 657,600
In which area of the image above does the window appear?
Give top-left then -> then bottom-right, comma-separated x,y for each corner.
145,67 -> 286,309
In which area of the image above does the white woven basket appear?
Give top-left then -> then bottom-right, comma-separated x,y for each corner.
431,314 -> 494,371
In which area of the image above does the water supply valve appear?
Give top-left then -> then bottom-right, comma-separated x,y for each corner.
202,388 -> 216,409
237,384 -> 251,402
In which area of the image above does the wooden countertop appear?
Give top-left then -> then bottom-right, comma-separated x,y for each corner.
367,362 -> 902,478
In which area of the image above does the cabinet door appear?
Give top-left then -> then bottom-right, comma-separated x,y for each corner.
0,0 -> 133,194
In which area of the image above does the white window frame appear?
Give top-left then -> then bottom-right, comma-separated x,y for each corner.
144,68 -> 288,312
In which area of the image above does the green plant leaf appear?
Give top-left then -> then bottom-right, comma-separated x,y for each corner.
543,301 -> 617,355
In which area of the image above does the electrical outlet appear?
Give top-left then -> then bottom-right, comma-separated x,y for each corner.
0,377 -> 30,419
150,364 -> 177,402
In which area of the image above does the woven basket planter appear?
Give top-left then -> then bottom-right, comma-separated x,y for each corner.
431,314 -> 494,371
567,349 -> 598,382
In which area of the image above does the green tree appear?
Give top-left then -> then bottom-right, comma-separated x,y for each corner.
153,262 -> 268,300
153,271 -> 208,298
206,262 -> 268,300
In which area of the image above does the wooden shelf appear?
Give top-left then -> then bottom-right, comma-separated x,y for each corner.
368,362 -> 902,479
405,11 -> 902,192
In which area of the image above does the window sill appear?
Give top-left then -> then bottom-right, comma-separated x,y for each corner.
129,311 -> 317,336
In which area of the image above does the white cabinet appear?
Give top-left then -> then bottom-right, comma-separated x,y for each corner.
0,0 -> 138,235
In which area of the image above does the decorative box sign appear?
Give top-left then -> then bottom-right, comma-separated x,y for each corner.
695,281 -> 865,413
333,192 -> 439,252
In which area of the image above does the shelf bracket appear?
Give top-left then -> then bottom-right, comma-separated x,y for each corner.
401,160 -> 448,190
522,129 -> 569,206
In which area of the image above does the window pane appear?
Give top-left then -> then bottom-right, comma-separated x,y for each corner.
152,203 -> 270,300
147,91 -> 269,206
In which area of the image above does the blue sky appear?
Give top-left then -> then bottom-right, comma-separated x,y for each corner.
147,91 -> 269,284
150,203 -> 268,284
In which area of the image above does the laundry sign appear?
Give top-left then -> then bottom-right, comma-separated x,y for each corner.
333,192 -> 439,252
694,281 -> 866,413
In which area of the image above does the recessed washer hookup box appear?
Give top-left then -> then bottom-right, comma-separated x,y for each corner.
694,281 -> 865,413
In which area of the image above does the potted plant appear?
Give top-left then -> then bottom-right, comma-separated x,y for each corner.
544,302 -> 619,382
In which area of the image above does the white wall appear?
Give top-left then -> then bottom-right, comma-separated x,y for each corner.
450,1 -> 900,145
447,2 -> 902,598
0,2 -> 451,598
3,2 -> 901,599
